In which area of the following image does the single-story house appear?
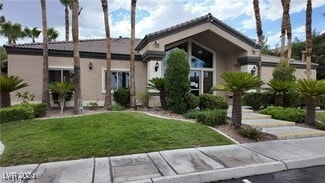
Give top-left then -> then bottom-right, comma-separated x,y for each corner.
4,13 -> 317,107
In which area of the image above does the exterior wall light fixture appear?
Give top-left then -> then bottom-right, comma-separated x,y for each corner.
155,61 -> 159,72
89,62 -> 93,70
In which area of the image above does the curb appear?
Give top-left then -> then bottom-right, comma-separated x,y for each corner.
151,162 -> 286,183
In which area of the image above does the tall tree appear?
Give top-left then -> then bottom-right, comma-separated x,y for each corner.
129,0 -> 137,109
0,22 -> 25,44
253,0 -> 263,90
101,0 -> 112,110
40,0 -> 49,105
24,27 -> 41,43
47,27 -> 59,42
286,0 -> 292,60
306,0 -> 312,79
0,3 -> 5,26
59,0 -> 72,41
72,0 -> 81,114
280,0 -> 290,60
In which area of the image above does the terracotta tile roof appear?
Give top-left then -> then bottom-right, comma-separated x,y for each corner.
5,38 -> 142,56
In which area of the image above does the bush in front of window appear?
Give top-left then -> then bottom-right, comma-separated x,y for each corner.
199,94 -> 228,110
242,92 -> 267,110
185,92 -> 199,110
113,87 -> 130,107
0,104 -> 35,123
165,49 -> 190,114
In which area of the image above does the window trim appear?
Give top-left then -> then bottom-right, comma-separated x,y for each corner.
102,68 -> 130,93
49,67 -> 74,83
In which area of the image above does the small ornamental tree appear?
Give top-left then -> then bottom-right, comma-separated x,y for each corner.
272,59 -> 296,81
147,77 -> 167,110
49,81 -> 74,114
0,75 -> 28,107
165,49 -> 190,114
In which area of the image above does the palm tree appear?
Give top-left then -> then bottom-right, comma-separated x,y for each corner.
101,0 -> 112,110
41,0 -> 49,105
59,0 -> 72,41
47,27 -> 59,42
297,79 -> 325,126
24,27 -> 41,43
0,21 -> 25,44
72,0 -> 81,114
253,0 -> 263,90
214,72 -> 263,128
267,78 -> 295,106
129,0 -> 137,109
286,0 -> 292,60
306,0 -> 312,79
49,82 -> 74,114
0,3 -> 5,26
280,0 -> 290,60
147,77 -> 167,110
0,75 -> 28,107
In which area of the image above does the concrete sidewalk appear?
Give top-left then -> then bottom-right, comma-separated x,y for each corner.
1,137 -> 324,183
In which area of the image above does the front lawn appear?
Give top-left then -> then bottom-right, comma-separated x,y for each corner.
316,112 -> 325,123
0,112 -> 233,166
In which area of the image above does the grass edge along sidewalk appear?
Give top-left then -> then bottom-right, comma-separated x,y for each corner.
0,111 -> 233,166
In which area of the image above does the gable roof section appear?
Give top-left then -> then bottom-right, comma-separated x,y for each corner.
136,13 -> 260,51
5,38 -> 142,60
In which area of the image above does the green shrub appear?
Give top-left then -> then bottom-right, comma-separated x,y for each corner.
185,93 -> 199,110
165,49 -> 190,114
319,96 -> 325,110
30,103 -> 48,117
196,110 -> 227,126
87,102 -> 98,110
0,105 -> 34,123
260,107 -> 306,123
315,122 -> 325,130
237,126 -> 262,140
113,87 -> 130,107
183,109 -> 200,119
110,104 -> 126,111
283,91 -> 304,108
199,94 -> 228,110
242,92 -> 266,110
136,91 -> 150,108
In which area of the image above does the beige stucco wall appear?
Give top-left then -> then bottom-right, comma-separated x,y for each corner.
8,54 -> 147,106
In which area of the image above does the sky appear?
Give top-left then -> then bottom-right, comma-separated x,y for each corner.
1,0 -> 325,48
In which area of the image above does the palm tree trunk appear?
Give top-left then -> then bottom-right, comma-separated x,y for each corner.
72,0 -> 81,114
160,90 -> 167,110
101,0 -> 112,110
41,0 -> 49,105
306,0 -> 312,79
232,92 -> 242,128
280,0 -> 289,60
253,0 -> 263,91
129,0 -> 137,109
286,10 -> 292,60
0,92 -> 10,107
306,98 -> 316,126
65,4 -> 69,41
274,94 -> 283,106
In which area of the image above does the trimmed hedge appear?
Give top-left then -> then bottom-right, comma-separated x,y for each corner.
315,122 -> 325,130
113,87 -> 130,107
185,93 -> 199,110
0,105 -> 34,123
242,93 -> 266,110
196,110 -> 227,126
260,107 -> 306,123
30,103 -> 48,117
199,94 -> 228,110
183,109 -> 200,119
319,96 -> 325,110
237,126 -> 262,140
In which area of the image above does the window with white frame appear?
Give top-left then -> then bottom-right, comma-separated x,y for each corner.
49,68 -> 74,83
102,70 -> 129,92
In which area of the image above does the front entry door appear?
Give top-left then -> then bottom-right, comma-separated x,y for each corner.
190,71 -> 200,96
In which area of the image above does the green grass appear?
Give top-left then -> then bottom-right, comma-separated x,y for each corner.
0,112 -> 233,166
316,112 -> 325,123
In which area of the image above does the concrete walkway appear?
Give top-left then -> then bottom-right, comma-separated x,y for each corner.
1,137 -> 324,183
228,107 -> 325,139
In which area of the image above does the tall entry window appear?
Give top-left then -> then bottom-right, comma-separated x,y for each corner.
164,40 -> 215,95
